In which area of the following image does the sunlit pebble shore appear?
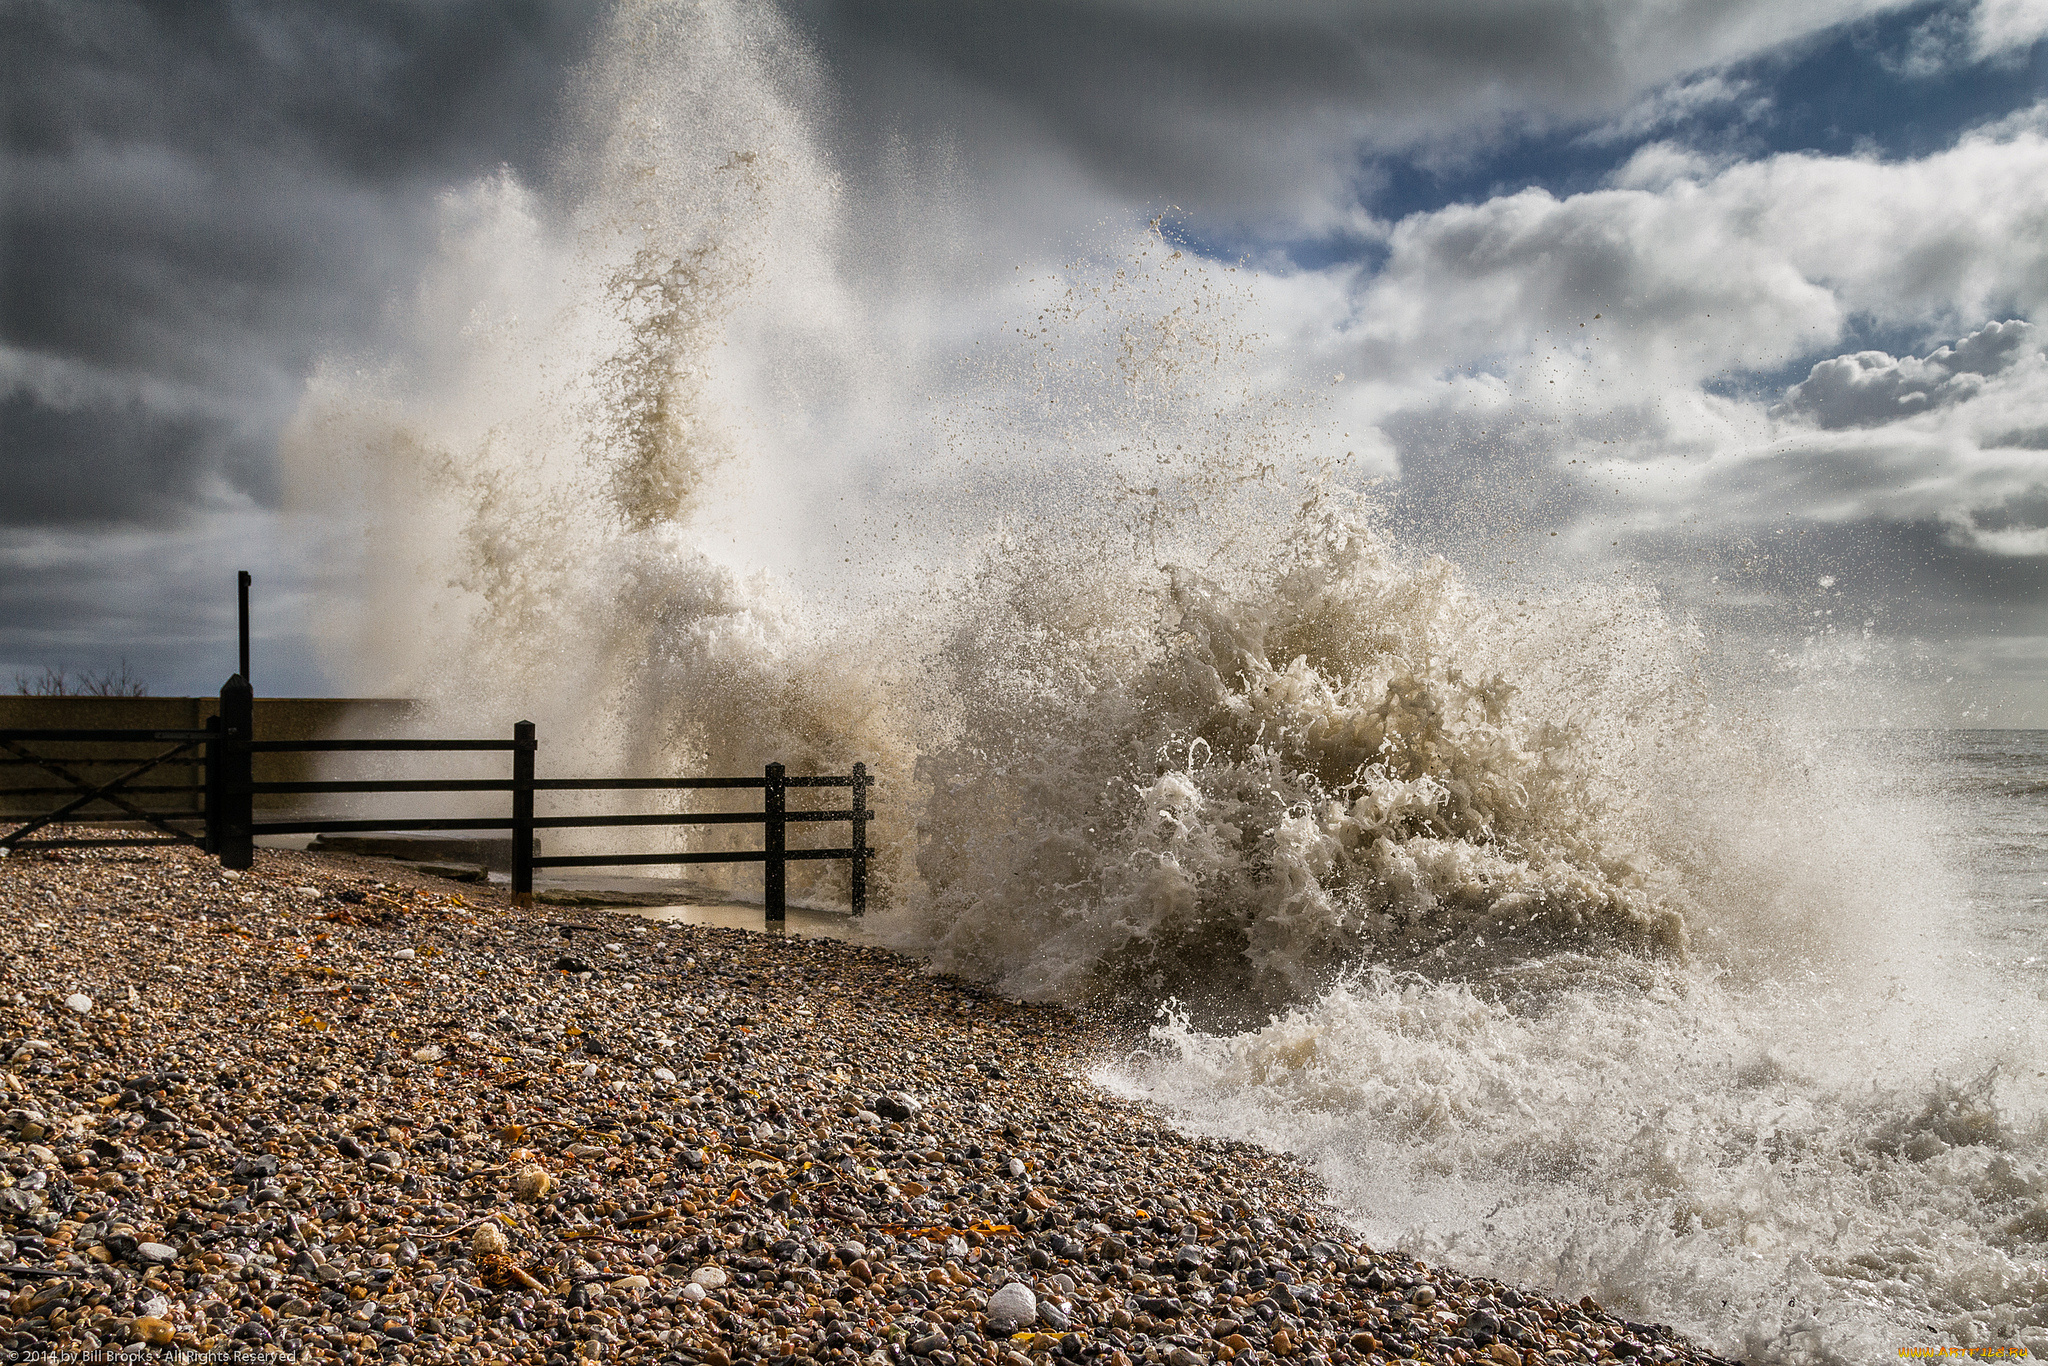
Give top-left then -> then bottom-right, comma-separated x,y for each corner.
0,842 -> 1740,1366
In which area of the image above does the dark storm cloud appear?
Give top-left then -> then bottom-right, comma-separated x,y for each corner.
0,518 -> 332,695
1631,515 -> 2048,658
1,0 -> 604,529
0,0 -> 1923,537
0,390 -> 270,527
785,0 -> 1906,222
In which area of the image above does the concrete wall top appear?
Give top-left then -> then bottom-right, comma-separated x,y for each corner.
0,697 -> 420,731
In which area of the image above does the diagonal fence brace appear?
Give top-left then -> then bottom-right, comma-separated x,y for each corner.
0,739 -> 207,851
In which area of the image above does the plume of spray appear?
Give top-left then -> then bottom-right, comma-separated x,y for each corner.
283,0 -> 914,898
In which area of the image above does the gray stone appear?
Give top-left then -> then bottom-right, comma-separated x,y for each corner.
134,1242 -> 179,1266
985,1282 -> 1037,1335
1037,1301 -> 1071,1332
909,1333 -> 949,1356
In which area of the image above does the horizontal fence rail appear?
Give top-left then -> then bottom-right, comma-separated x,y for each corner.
520,760 -> 875,925
244,739 -> 523,752
6,679 -> 874,925
0,729 -> 215,743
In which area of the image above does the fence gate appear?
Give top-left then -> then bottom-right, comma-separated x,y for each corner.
1,724 -> 214,853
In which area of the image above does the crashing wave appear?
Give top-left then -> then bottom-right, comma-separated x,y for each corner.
908,492 -> 1689,1006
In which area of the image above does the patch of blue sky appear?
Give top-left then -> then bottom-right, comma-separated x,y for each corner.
1153,215 -> 1388,276
1358,0 -> 2048,226
1174,0 -> 2044,276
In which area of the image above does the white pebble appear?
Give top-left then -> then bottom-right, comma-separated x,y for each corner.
986,1282 -> 1037,1335
411,1045 -> 443,1063
62,993 -> 92,1015
681,1282 -> 707,1303
393,948 -> 416,961
689,1266 -> 728,1289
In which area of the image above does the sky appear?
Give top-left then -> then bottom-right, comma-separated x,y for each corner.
4,0 -> 2047,721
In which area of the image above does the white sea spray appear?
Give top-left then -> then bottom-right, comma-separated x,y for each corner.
277,3 -> 2048,1360
905,490 -> 1695,1006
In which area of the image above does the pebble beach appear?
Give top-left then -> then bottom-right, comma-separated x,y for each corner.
0,841 -> 1740,1366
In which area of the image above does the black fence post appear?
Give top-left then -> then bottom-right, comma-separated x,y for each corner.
218,675 -> 253,871
237,570 -> 251,689
764,761 -> 786,927
513,720 -> 535,908
850,762 -> 869,917
203,715 -> 222,854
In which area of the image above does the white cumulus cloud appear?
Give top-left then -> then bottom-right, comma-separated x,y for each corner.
1773,320 -> 2045,429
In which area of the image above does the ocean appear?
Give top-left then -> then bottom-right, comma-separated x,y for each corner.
1105,729 -> 2048,1363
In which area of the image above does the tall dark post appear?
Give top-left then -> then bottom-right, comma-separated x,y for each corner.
218,674 -> 254,871
237,570 -> 251,690
764,762 -> 786,927
849,762 -> 869,917
202,714 -> 223,854
512,720 -> 535,907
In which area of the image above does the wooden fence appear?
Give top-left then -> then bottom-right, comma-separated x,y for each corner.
3,676 -> 874,924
